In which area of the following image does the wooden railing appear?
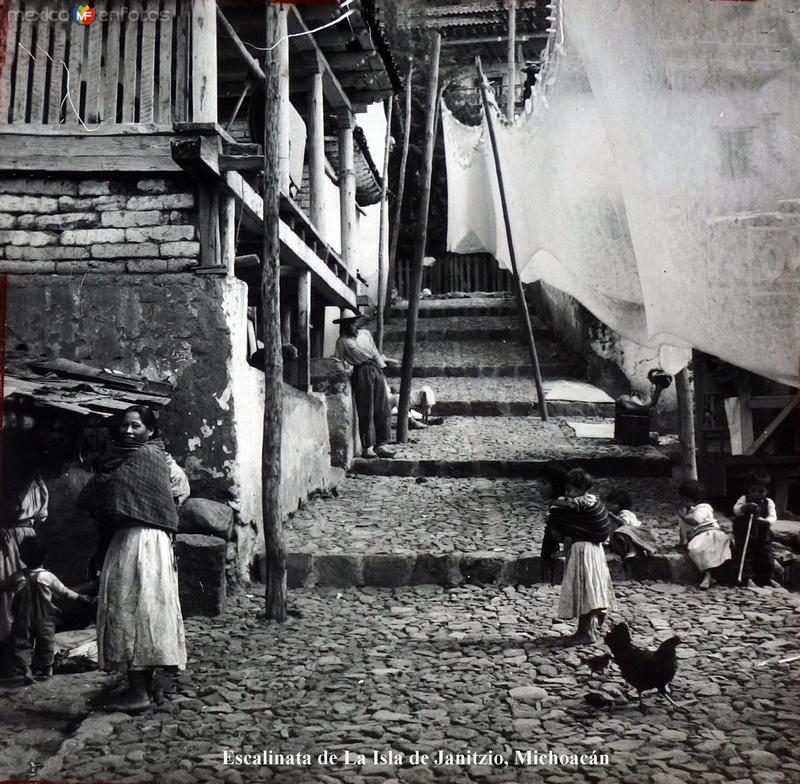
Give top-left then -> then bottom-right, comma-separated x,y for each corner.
0,0 -> 202,126
393,252 -> 512,298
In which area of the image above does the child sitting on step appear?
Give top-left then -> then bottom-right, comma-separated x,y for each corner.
677,481 -> 731,590
732,471 -> 778,588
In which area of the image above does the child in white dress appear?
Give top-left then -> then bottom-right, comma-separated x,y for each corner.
677,481 -> 731,590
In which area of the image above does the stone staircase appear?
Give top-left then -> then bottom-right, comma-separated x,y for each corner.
271,292 -> 698,589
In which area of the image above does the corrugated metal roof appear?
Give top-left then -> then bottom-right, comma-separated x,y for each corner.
3,356 -> 173,420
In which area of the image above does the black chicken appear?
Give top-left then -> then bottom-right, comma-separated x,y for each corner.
604,623 -> 682,711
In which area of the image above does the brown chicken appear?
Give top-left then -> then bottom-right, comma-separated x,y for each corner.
604,622 -> 682,711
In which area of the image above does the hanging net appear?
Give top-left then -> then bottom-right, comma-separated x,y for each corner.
443,0 -> 800,386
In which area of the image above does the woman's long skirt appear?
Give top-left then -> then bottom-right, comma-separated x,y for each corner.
97,526 -> 186,672
558,541 -> 616,619
352,362 -> 391,449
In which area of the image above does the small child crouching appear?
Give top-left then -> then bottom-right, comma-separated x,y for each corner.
677,481 -> 731,590
732,471 -> 777,588
0,538 -> 92,683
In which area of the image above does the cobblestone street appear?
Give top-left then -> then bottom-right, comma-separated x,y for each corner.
42,584 -> 800,784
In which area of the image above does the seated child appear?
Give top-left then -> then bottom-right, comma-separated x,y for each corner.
0,538 -> 92,683
605,488 -> 658,560
677,480 -> 731,590
732,470 -> 777,588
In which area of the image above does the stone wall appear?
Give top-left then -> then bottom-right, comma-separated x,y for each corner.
0,175 -> 200,274
1,173 -> 339,582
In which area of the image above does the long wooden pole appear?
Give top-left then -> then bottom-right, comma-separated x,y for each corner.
385,58 -> 414,317
476,58 -> 548,421
397,35 -> 441,444
507,0 -> 516,120
675,367 -> 698,481
262,1 -> 286,622
377,96 -> 393,352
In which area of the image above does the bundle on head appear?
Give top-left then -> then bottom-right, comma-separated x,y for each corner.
604,622 -> 682,712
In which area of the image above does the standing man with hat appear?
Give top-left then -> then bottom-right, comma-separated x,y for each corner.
334,308 -> 396,459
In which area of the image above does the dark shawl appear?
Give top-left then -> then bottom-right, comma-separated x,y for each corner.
77,439 -> 178,536
540,498 -> 611,584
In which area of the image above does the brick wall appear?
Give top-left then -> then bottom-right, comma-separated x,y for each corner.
0,175 -> 200,274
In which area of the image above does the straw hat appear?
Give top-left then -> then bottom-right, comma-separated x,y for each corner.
333,308 -> 363,324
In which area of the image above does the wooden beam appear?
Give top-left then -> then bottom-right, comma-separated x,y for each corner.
376,96 -> 393,352
506,0 -> 516,120
296,271 -> 311,391
223,171 -> 357,309
216,7 -> 267,85
397,34 -> 441,444
171,135 -> 221,179
307,65 -> 326,231
477,57 -> 548,421
441,33 -> 548,46
745,392 -> 800,456
219,154 -> 265,171
676,367 -> 698,480
197,186 -> 221,268
338,111 -> 357,275
287,5 -> 352,114
262,1 -> 286,622
220,192 -> 236,275
191,0 -> 218,122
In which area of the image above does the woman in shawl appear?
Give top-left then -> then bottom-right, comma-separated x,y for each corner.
79,405 -> 186,712
546,468 -> 615,646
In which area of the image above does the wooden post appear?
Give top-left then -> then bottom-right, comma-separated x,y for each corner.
338,110 -> 357,274
296,272 -> 311,391
262,1 -> 286,622
191,0 -> 217,122
477,58 -> 548,421
507,0 -> 516,120
385,58 -> 414,318
277,6 -> 290,195
676,367 -> 698,481
197,186 -> 221,267
376,97 -> 393,352
219,191 -> 236,275
397,34 -> 441,444
307,62 -> 325,231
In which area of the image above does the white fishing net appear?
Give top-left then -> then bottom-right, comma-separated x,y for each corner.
443,0 -> 800,386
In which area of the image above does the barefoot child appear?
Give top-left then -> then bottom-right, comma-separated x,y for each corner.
732,471 -> 777,587
677,481 -> 732,590
0,538 -> 92,682
547,469 -> 615,646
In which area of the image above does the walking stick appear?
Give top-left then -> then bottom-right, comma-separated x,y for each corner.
736,513 -> 755,584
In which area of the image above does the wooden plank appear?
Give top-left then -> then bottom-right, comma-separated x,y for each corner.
174,0 -> 189,121
0,131 -> 181,171
190,0 -> 217,122
13,16 -> 33,122
157,0 -> 175,122
120,0 -> 140,122
219,192 -> 236,275
0,0 -> 21,122
197,186 -> 220,267
83,0 -> 104,123
47,19 -> 67,125
748,395 -> 796,410
102,0 -> 123,122
138,0 -> 158,121
744,392 -> 800,456
28,16 -> 51,124
64,17 -> 86,125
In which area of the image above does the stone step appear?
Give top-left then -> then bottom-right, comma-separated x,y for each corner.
278,549 -> 721,590
382,315 -> 552,343
425,377 -> 615,418
281,474 -> 798,590
349,454 -> 670,478
382,339 -> 583,379
390,295 -> 517,319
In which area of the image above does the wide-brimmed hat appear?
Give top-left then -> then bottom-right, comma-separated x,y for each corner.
333,308 -> 363,324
